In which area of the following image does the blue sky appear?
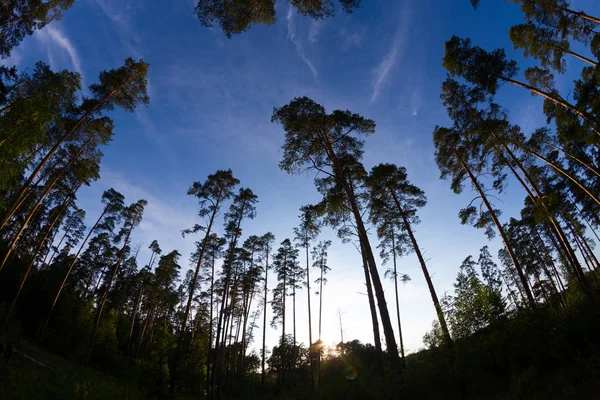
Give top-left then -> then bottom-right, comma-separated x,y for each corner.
6,0 -> 600,355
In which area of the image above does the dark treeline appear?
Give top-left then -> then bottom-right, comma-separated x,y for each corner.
2,0 -> 600,399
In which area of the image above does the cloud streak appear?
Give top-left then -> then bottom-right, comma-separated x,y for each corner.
370,5 -> 412,104
287,6 -> 318,79
92,0 -> 142,58
36,26 -> 83,79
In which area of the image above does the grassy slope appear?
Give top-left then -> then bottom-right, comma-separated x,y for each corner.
0,341 -> 150,400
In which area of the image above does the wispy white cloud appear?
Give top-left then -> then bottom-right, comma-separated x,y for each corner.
370,33 -> 404,103
287,5 -> 318,79
92,0 -> 142,58
370,5 -> 412,104
36,26 -> 83,79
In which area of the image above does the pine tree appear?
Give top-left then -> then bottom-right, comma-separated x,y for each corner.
367,163 -> 452,347
273,96 -> 400,364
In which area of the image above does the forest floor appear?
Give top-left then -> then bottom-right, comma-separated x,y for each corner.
0,341 -> 160,400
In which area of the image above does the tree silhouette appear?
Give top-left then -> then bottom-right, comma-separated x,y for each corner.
273,96 -> 400,364
195,0 -> 360,37
367,163 -> 452,347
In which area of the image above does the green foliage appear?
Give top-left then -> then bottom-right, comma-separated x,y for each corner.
0,0 -> 75,58
444,251 -> 506,339
195,0 -> 360,38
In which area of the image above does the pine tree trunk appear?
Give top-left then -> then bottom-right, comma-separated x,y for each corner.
0,131 -> 99,272
281,255 -> 287,386
128,285 -> 143,350
391,230 -> 406,366
2,194 -> 72,334
206,251 -> 216,398
261,247 -> 269,387
555,3 -> 600,24
88,215 -> 137,362
457,156 -> 537,307
305,242 -> 315,392
47,230 -> 67,265
212,202 -> 247,395
0,70 -> 142,232
180,206 -> 219,347
490,72 -> 600,136
318,133 -> 399,362
388,191 -> 453,345
43,208 -> 108,334
360,241 -> 383,373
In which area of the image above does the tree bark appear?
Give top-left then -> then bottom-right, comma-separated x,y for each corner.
457,156 -> 537,306
389,191 -> 453,345
2,194 -> 72,335
391,229 -> 406,366
261,246 -> 269,387
180,205 -> 219,347
0,72 -> 141,233
88,208 -> 139,362
360,242 -> 383,373
43,207 -> 108,334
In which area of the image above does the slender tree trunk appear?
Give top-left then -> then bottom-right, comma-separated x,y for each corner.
213,203 -> 247,395
305,242 -> 315,392
540,142 -> 600,178
488,71 -> 600,136
0,131 -> 98,272
565,49 -> 598,66
238,249 -> 256,377
555,3 -> 600,24
47,230 -> 67,265
261,247 -> 269,387
391,230 -> 406,366
513,144 -> 600,206
0,70 -> 142,232
496,147 -> 587,287
281,256 -> 287,386
318,254 -> 324,341
360,241 -> 383,374
43,208 -> 108,333
349,199 -> 399,361
388,191 -> 453,345
128,285 -> 143,350
502,272 -> 520,310
207,251 -> 216,398
89,217 -> 137,361
338,310 -> 344,354
2,194 -> 72,335
137,306 -> 152,357
318,134 -> 399,362
180,206 -> 219,348
457,156 -> 537,306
